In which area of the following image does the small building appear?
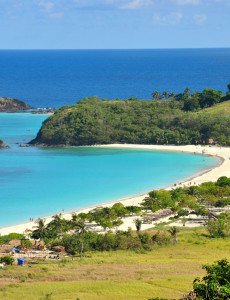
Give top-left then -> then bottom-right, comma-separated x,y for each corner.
208,138 -> 214,144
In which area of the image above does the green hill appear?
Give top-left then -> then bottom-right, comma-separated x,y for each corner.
30,95 -> 230,147
200,100 -> 230,117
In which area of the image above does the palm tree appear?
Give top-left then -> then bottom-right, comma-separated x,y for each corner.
162,91 -> 168,99
184,87 -> 191,96
168,226 -> 179,244
169,91 -> 175,99
32,218 -> 47,241
135,218 -> 142,233
152,90 -> 162,101
75,220 -> 89,260
142,191 -> 161,210
69,213 -> 81,230
48,214 -> 65,236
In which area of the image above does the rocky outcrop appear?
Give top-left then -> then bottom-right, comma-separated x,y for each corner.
0,97 -> 32,112
0,139 -> 10,149
32,108 -> 56,115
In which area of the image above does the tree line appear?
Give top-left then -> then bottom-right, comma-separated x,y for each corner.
30,84 -> 230,146
152,84 -> 230,111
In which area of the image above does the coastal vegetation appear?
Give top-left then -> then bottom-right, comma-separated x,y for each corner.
30,85 -> 230,146
1,178 -> 230,299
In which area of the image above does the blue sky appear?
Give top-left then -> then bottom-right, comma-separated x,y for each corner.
0,0 -> 229,49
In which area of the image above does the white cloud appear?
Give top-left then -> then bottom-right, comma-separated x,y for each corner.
153,11 -> 183,26
172,0 -> 201,5
120,0 -> 152,10
194,13 -> 207,24
39,1 -> 54,13
49,12 -> 63,19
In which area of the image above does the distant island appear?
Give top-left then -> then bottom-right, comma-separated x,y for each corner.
0,97 -> 32,112
0,97 -> 56,114
30,85 -> 230,147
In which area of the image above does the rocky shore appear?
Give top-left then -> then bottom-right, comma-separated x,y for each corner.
0,97 -> 56,114
0,139 -> 9,149
0,97 -> 32,112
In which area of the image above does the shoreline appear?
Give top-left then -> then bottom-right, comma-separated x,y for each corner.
0,144 -> 229,235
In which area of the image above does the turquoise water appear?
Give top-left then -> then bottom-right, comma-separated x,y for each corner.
0,113 -> 219,227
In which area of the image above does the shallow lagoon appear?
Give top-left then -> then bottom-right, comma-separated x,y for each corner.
0,113 -> 219,227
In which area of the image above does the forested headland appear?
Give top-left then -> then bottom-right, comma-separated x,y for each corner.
30,85 -> 230,146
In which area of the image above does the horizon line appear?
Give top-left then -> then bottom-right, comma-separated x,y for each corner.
0,47 -> 230,51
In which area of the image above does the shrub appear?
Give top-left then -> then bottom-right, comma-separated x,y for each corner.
193,259 -> 230,299
217,176 -> 230,187
0,256 -> 14,265
138,232 -> 152,246
21,240 -> 33,249
215,198 -> 230,207
207,219 -> 226,238
152,231 -> 171,246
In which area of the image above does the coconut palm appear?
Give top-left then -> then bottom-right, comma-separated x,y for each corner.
152,90 -> 162,101
162,91 -> 168,99
169,91 -> 175,99
48,214 -> 67,236
142,191 -> 161,210
184,87 -> 191,96
69,213 -> 81,230
168,226 -> 179,244
75,220 -> 89,260
32,218 -> 47,241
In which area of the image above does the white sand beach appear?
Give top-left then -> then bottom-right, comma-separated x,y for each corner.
1,144 -> 230,235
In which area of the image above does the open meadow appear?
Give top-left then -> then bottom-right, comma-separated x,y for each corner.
1,227 -> 230,300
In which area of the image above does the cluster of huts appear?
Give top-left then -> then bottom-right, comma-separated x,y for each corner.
0,238 -> 66,265
142,209 -> 173,224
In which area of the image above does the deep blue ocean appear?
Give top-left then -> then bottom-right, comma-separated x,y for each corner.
0,48 -> 230,108
0,48 -> 226,227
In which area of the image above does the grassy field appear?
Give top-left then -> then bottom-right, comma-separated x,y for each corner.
199,100 -> 230,116
1,227 -> 230,300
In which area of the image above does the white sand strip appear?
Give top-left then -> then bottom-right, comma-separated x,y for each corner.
0,144 -> 229,235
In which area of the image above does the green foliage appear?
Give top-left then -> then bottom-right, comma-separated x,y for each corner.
111,203 -> 128,217
152,231 -> 171,246
168,227 -> 179,244
0,233 -> 24,245
215,198 -> 230,207
30,86 -> 230,146
142,190 -> 173,211
193,259 -> 230,299
32,218 -> 57,242
47,214 -> 70,235
206,213 -> 230,238
0,256 -> 14,265
194,206 -> 209,216
135,218 -> 142,232
177,209 -> 189,217
126,206 -> 142,215
20,239 -> 33,249
217,176 -> 230,187
170,178 -> 230,209
60,230 -> 145,253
